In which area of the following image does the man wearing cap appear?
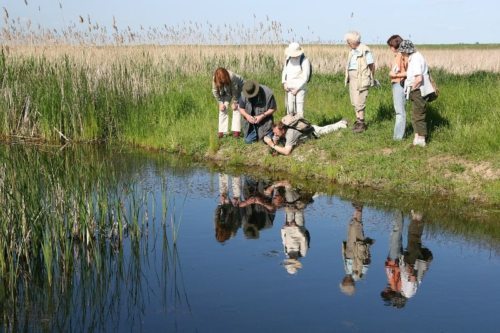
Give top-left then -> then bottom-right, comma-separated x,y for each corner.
282,42 -> 311,117
238,80 -> 277,144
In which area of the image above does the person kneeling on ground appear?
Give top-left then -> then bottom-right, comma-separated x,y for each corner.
263,115 -> 348,156
238,80 -> 277,144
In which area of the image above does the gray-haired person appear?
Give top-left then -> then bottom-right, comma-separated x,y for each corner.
344,31 -> 376,133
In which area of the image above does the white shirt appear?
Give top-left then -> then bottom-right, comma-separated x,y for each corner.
405,51 -> 427,89
405,51 -> 436,97
282,56 -> 310,90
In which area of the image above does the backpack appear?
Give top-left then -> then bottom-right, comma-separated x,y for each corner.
424,70 -> 439,102
281,114 -> 317,138
285,54 -> 312,83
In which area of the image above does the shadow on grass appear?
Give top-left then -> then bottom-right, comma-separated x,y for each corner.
427,104 -> 450,141
315,114 -> 346,126
401,104 -> 450,140
374,102 -> 394,123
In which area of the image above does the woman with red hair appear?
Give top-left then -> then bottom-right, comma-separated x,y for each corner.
212,67 -> 245,138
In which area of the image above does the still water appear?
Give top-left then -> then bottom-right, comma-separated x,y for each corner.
1,146 -> 499,332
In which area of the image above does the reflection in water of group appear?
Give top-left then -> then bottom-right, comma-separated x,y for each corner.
214,174 -> 433,308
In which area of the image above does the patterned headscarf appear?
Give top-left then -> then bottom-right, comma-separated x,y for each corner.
397,40 -> 416,54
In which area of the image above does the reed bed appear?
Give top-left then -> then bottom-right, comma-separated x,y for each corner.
0,145 -> 190,331
4,44 -> 500,75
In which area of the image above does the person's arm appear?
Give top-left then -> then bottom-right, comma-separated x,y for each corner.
368,63 -> 376,76
412,54 -> 425,90
412,74 -> 423,90
254,94 -> 277,124
282,62 -> 288,90
238,105 -> 256,124
231,73 -> 244,108
212,80 -> 226,111
263,136 -> 293,155
238,197 -> 256,208
254,107 -> 275,124
212,80 -> 221,101
296,57 -> 311,91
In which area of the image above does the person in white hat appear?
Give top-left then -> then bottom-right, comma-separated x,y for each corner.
282,42 -> 311,117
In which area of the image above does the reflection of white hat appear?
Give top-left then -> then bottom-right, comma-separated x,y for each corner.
339,282 -> 355,296
283,258 -> 302,275
285,42 -> 304,58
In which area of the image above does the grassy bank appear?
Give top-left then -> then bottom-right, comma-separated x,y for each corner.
0,45 -> 499,208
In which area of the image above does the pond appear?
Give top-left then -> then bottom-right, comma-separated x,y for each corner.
0,145 -> 499,332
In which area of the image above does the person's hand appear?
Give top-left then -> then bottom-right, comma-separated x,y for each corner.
245,114 -> 255,123
219,103 -> 226,111
291,89 -> 298,96
283,83 -> 289,91
254,114 -> 264,124
232,102 -> 238,111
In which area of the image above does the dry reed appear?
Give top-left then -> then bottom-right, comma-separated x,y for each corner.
4,44 -> 500,75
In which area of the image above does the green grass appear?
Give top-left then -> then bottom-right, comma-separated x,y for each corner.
0,49 -> 499,208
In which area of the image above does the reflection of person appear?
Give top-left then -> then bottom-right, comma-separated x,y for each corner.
238,177 -> 276,239
214,174 -> 242,243
400,210 -> 433,299
282,42 -> 311,117
398,40 -> 436,147
344,31 -> 376,133
381,210 -> 433,306
387,35 -> 408,140
381,211 -> 407,308
238,80 -> 277,144
263,115 -> 347,156
267,180 -> 312,275
340,202 -> 374,296
212,68 -> 245,138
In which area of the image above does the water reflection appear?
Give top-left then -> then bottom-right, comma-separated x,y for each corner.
339,202 -> 375,296
381,210 -> 433,308
239,177 -> 276,239
214,176 -> 315,274
276,180 -> 313,275
214,173 -> 242,243
2,145 -> 500,332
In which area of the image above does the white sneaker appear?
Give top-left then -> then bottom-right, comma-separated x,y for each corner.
413,137 -> 426,147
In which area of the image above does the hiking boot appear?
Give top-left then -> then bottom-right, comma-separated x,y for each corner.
352,121 -> 366,133
232,131 -> 240,138
218,132 -> 224,139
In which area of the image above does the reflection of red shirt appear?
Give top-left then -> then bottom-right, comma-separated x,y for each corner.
385,259 -> 402,292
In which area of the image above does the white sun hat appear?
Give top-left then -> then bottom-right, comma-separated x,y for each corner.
285,42 -> 304,58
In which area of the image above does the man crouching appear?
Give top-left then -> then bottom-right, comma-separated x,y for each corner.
263,115 -> 348,156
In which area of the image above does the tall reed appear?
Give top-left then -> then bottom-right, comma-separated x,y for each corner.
0,145 -> 191,331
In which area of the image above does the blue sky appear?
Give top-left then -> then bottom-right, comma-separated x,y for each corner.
3,0 -> 499,44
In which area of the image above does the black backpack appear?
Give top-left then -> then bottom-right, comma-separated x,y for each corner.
285,54 -> 312,83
